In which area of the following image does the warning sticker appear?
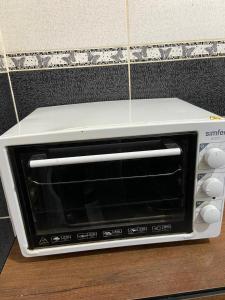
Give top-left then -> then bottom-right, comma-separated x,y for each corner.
210,116 -> 223,120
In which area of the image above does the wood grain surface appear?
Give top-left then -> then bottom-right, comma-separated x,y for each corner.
0,219 -> 225,300
199,296 -> 225,300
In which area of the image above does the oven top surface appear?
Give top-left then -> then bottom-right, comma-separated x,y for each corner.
0,98 -> 220,139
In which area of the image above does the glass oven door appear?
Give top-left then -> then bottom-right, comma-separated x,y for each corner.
9,132 -> 197,249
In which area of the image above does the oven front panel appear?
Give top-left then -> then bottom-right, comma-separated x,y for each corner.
8,132 -> 197,249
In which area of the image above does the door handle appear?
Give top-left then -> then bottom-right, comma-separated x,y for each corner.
29,147 -> 181,168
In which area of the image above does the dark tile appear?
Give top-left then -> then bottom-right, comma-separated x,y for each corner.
0,74 -> 17,135
0,74 -> 17,217
0,218 -> 14,272
131,58 -> 225,115
0,180 -> 8,217
10,65 -> 129,120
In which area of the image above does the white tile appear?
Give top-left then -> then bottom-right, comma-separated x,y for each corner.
0,0 -> 128,53
0,30 -> 4,55
128,0 -> 225,45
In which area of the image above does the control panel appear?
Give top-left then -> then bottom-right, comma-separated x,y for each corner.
195,143 -> 225,227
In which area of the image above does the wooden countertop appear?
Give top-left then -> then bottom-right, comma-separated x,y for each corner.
0,219 -> 225,300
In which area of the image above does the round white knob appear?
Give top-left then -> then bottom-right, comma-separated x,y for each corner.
201,178 -> 223,197
200,204 -> 220,224
204,148 -> 225,169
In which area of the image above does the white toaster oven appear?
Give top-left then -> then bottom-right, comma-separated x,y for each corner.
0,98 -> 225,257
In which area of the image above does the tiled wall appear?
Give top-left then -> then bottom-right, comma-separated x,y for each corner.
1,0 -> 225,265
1,0 -> 225,118
0,36 -> 16,271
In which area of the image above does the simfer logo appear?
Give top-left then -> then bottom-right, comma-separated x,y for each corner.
206,129 -> 225,136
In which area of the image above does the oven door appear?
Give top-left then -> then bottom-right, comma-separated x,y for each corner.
9,132 -> 197,249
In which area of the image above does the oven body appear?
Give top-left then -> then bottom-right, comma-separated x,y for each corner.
1,104 -> 225,257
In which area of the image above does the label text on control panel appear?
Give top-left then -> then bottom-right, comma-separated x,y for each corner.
205,129 -> 225,137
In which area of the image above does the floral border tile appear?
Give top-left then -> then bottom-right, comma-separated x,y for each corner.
1,41 -> 225,73
0,55 -> 6,72
130,41 -> 225,63
6,47 -> 128,71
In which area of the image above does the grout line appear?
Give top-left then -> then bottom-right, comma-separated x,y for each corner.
125,0 -> 132,123
5,45 -> 129,56
0,30 -> 19,123
125,0 -> 132,101
4,37 -> 225,56
6,73 -> 20,122
3,62 -> 129,73
129,54 -> 225,64
127,58 -> 132,122
0,216 -> 10,220
130,37 -> 225,48
127,61 -> 132,101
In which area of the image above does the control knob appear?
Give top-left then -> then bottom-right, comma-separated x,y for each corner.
201,177 -> 223,198
200,204 -> 220,224
204,148 -> 225,169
